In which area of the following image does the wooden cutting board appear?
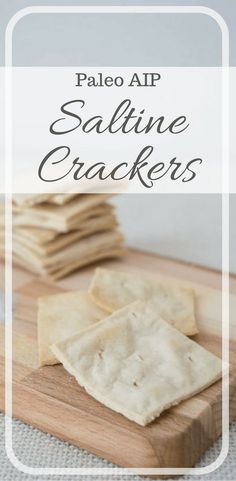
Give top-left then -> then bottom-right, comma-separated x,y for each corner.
1,249 -> 236,469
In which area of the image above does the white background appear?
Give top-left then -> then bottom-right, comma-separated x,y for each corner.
11,67 -> 222,194
1,1 -> 235,272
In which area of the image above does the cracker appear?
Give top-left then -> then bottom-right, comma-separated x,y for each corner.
89,268 -> 198,336
11,203 -> 113,232
13,193 -> 82,207
13,213 -> 117,256
12,231 -> 124,269
2,231 -> 125,278
49,193 -> 78,205
51,301 -> 222,426
50,247 -> 126,280
13,194 -> 52,206
38,290 -> 106,366
13,194 -> 111,232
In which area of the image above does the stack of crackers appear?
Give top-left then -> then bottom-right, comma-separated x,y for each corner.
0,194 -> 125,279
38,268 -> 222,426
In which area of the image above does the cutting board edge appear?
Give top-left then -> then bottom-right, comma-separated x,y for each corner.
0,367 -> 234,470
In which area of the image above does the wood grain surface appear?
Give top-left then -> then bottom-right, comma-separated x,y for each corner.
0,249 -> 236,469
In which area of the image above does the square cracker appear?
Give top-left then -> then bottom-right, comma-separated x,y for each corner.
10,203 -> 113,233
51,301 -> 222,426
89,268 -> 198,336
38,290 -> 106,366
13,194 -> 111,232
11,231 -> 124,272
11,204 -> 114,246
14,212 -> 117,256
